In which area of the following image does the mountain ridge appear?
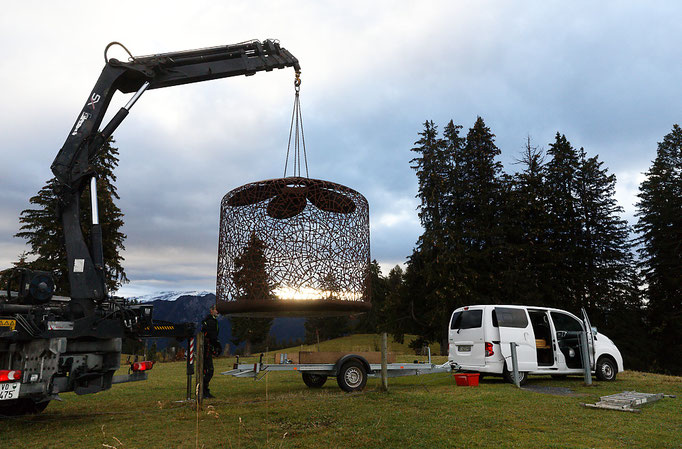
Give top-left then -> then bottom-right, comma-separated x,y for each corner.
138,292 -> 305,352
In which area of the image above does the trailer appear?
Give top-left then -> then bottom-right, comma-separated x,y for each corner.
222,349 -> 457,392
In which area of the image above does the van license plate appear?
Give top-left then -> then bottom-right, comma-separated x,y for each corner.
0,382 -> 20,400
458,345 -> 472,352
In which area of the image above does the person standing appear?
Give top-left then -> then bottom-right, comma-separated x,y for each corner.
201,305 -> 220,398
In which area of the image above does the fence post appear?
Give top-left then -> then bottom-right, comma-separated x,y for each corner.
186,337 -> 195,400
510,342 -> 520,388
380,332 -> 388,392
580,331 -> 593,386
196,332 -> 204,407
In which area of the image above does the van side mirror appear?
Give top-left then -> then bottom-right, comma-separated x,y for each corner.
591,326 -> 598,335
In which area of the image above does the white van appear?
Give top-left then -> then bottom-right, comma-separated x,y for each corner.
448,305 -> 623,385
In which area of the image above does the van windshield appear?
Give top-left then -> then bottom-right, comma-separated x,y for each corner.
450,310 -> 482,329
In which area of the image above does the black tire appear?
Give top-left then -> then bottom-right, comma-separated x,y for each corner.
551,374 -> 568,380
0,399 -> 49,416
503,368 -> 529,386
302,373 -> 328,388
595,356 -> 617,381
336,360 -> 367,392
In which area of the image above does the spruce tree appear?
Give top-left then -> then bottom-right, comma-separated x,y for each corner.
304,272 -> 350,343
229,232 -> 274,355
458,117 -> 505,304
353,260 -> 388,333
15,138 -> 127,295
503,137 -> 554,305
635,125 -> 682,374
543,133 -> 582,309
407,120 -> 455,353
575,149 -> 638,314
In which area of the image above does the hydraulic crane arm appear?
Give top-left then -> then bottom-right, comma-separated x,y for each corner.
52,39 -> 299,189
49,39 -> 299,303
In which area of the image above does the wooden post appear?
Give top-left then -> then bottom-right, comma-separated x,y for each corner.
380,332 -> 388,391
196,332 -> 204,406
186,337 -> 195,400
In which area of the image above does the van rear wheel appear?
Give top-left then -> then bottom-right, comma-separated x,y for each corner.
504,369 -> 528,386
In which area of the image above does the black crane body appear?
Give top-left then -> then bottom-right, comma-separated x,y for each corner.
0,39 -> 300,415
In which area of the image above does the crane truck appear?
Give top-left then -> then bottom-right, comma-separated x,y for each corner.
0,39 -> 300,415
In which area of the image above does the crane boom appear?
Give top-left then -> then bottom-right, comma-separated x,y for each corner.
50,39 -> 299,301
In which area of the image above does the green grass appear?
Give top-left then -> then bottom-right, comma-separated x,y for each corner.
2,334 -> 680,448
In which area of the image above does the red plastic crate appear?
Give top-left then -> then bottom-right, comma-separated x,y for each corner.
454,373 -> 480,386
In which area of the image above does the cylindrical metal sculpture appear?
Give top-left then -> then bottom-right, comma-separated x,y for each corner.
216,177 -> 371,317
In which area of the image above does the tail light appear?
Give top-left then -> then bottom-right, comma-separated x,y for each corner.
0,370 -> 22,382
132,361 -> 154,372
485,342 -> 494,357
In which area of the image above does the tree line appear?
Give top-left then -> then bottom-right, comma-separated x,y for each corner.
363,118 -> 680,375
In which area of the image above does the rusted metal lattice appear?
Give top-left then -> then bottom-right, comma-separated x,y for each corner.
216,177 -> 371,317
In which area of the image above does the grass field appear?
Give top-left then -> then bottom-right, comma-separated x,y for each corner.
1,335 -> 680,448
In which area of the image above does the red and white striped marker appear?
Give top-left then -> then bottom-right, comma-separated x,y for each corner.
189,338 -> 195,365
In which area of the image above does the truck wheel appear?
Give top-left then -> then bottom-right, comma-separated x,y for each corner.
0,399 -> 49,416
302,373 -> 327,388
336,360 -> 367,392
503,369 -> 529,386
596,356 -> 617,381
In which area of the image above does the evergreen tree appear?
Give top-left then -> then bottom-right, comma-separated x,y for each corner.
404,117 -> 505,354
15,138 -> 127,295
304,272 -> 350,343
457,117 -> 505,305
502,137 -> 554,305
353,260 -> 388,333
407,120 -> 456,353
543,133 -> 582,309
575,149 -> 639,315
635,125 -> 682,374
229,232 -> 274,355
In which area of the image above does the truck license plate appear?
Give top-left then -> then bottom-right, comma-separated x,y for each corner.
458,345 -> 472,352
0,382 -> 20,400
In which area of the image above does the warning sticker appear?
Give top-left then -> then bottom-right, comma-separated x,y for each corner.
0,319 -> 16,331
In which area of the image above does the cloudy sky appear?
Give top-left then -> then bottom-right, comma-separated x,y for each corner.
1,1 -> 679,297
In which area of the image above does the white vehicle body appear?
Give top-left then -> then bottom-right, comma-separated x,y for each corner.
448,305 -> 624,381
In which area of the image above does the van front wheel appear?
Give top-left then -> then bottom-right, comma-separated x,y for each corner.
596,357 -> 617,381
504,368 -> 528,386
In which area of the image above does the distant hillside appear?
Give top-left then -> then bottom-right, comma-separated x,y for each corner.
138,292 -> 305,352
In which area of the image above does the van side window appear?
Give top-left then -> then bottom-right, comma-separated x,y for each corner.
550,312 -> 583,332
493,308 -> 528,328
450,310 -> 482,329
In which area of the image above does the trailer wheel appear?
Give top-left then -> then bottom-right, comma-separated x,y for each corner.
0,399 -> 49,416
302,373 -> 328,388
336,360 -> 367,392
